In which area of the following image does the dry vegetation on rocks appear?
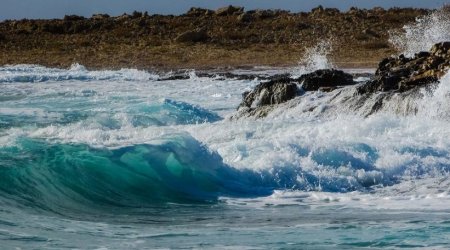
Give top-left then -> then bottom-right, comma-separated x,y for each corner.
0,6 -> 430,70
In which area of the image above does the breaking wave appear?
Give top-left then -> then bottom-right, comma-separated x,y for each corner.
0,64 -> 158,83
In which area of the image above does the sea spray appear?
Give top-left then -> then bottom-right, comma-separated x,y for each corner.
417,72 -> 450,119
1,62 -> 450,248
292,40 -> 335,77
389,7 -> 450,56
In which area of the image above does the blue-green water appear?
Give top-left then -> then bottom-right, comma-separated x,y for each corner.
1,64 -> 450,249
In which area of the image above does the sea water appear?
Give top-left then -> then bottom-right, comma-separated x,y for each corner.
1,63 -> 450,249
1,9 -> 450,249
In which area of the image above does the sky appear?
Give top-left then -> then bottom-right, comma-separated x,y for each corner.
0,0 -> 449,20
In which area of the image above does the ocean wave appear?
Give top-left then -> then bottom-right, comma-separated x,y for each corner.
0,136 -> 273,211
0,64 -> 158,83
2,131 -> 449,213
0,98 -> 221,130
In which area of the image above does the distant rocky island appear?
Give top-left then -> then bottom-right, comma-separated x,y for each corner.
0,6 -> 431,70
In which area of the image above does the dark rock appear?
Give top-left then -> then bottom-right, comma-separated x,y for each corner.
415,51 -> 430,58
358,41 -> 450,94
430,41 -> 450,57
157,75 -> 190,81
215,6 -> 244,16
362,28 -> 380,38
312,5 -> 325,14
115,14 -> 131,21
91,14 -> 110,20
237,12 -> 253,22
325,8 -> 340,14
175,27 -> 209,43
239,78 -> 298,109
186,7 -> 213,17
63,15 -> 85,21
252,9 -> 276,19
131,11 -> 144,19
298,69 -> 355,91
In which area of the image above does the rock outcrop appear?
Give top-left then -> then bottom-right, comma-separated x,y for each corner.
0,6 -> 431,69
91,14 -> 110,20
358,42 -> 450,94
175,28 -> 209,43
234,69 -> 357,118
239,77 -> 297,110
186,7 -> 213,17
215,6 -> 244,16
299,69 -> 355,91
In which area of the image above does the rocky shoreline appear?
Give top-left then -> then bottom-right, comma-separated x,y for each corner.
0,6 -> 430,70
233,42 -> 450,118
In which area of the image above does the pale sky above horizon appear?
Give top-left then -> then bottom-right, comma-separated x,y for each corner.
0,0 -> 449,20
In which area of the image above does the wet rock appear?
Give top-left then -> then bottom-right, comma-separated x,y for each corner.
215,6 -> 244,16
238,77 -> 298,110
298,69 -> 355,91
175,27 -> 209,43
431,41 -> 450,57
157,75 -> 190,81
358,42 -> 450,94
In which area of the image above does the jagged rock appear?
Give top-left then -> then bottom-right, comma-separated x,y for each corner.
431,41 -> 450,57
298,69 -> 355,91
63,15 -> 85,21
237,12 -> 253,22
91,14 -> 110,20
238,77 -> 297,110
115,14 -> 131,21
215,6 -> 244,16
358,42 -> 450,94
175,28 -> 208,43
186,7 -> 213,17
252,9 -> 276,19
311,5 -> 325,14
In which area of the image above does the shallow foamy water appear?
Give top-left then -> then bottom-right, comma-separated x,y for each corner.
1,64 -> 450,249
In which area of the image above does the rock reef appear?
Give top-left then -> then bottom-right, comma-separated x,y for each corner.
299,69 -> 355,91
235,69 -> 355,118
358,42 -> 450,93
235,42 -> 450,118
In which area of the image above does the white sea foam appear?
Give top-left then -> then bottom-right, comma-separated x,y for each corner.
5,70 -> 449,193
0,63 -> 158,83
225,178 -> 450,210
1,62 -> 450,199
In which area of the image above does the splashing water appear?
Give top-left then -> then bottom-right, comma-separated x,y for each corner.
417,72 -> 450,119
1,64 -> 450,249
0,63 -> 158,83
292,40 -> 334,77
2,7 -> 450,247
389,8 -> 450,56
